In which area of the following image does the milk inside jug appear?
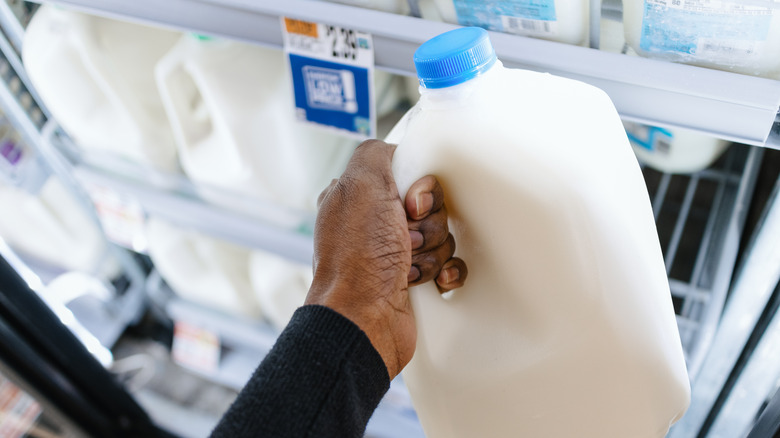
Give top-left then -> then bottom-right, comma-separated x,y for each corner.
155,35 -> 365,225
418,0 -> 589,46
387,27 -> 690,437
624,121 -> 730,174
0,177 -> 107,273
23,5 -> 181,171
145,218 -> 261,319
623,0 -> 780,78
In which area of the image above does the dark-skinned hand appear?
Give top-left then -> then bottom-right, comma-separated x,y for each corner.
305,139 -> 467,379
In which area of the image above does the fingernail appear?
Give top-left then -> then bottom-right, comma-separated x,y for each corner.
438,266 -> 459,284
409,230 -> 424,249
416,192 -> 433,218
408,265 -> 421,283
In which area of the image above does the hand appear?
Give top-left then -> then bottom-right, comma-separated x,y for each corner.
305,139 -> 467,379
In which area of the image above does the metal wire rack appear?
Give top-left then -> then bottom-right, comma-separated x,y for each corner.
640,143 -> 762,380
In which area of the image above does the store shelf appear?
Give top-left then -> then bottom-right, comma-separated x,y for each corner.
669,175 -> 780,437
642,145 -> 763,380
31,0 -> 780,147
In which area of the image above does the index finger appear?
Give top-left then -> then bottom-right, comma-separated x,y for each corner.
405,175 -> 445,221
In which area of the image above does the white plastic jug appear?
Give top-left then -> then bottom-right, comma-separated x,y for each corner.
23,5 -> 181,171
145,218 -> 261,319
0,177 -> 107,272
623,0 -> 780,78
155,35 -> 361,223
386,28 -> 690,437
418,0 -> 590,46
624,122 -> 730,174
249,250 -> 313,331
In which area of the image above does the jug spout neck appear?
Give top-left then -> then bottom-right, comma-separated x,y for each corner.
418,61 -> 501,106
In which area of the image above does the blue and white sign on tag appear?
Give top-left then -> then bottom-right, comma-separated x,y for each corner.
282,18 -> 375,138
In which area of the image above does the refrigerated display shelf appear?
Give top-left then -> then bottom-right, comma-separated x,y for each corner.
670,175 -> 780,438
641,144 -> 763,380
27,0 -> 780,147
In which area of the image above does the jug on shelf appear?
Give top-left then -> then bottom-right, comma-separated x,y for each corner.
386,27 -> 690,437
155,35 -> 365,226
0,176 -> 108,273
624,121 -> 730,174
145,217 -> 261,319
418,0 -> 590,46
623,0 -> 780,78
249,250 -> 313,331
23,5 -> 181,171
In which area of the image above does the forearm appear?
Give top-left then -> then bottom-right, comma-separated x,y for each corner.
210,305 -> 390,438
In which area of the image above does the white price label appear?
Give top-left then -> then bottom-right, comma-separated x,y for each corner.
172,321 -> 221,374
84,183 -> 147,252
282,17 -> 376,138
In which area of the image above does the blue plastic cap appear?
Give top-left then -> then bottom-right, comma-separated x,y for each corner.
414,27 -> 497,89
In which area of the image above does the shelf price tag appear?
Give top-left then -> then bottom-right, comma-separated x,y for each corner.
282,17 -> 376,139
83,183 -> 147,253
172,321 -> 221,375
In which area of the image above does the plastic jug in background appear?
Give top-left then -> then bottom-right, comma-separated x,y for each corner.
624,122 -> 730,174
145,218 -> 261,319
418,0 -> 590,46
623,0 -> 780,78
249,250 -> 313,331
23,5 -> 181,171
0,177 -> 108,273
155,35 -> 363,224
386,27 -> 690,437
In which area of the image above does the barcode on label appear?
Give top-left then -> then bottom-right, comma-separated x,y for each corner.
697,38 -> 760,57
502,16 -> 556,36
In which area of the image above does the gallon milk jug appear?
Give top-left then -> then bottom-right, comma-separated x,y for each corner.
145,218 -> 261,319
23,5 -> 181,171
623,0 -> 780,78
155,35 -> 363,223
624,122 -> 730,174
0,177 -> 107,272
386,27 -> 690,437
418,0 -> 589,46
249,250 -> 313,331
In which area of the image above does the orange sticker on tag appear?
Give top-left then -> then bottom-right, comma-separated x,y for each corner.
284,18 -> 318,38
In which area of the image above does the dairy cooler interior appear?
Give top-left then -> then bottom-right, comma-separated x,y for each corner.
1,1 -> 780,437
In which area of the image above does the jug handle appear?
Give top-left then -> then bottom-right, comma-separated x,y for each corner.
154,46 -> 215,154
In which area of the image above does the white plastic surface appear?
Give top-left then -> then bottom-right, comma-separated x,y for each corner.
623,0 -> 780,79
23,5 -> 181,171
624,122 -> 730,174
318,0 -> 409,13
155,35 -> 358,224
0,177 -> 106,272
145,217 -> 261,319
418,0 -> 590,46
387,61 -> 690,437
249,249 -> 312,330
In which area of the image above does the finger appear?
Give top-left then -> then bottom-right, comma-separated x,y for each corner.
408,233 -> 456,287
408,205 -> 449,253
317,179 -> 339,209
343,139 -> 397,184
435,257 -> 468,293
405,175 -> 445,221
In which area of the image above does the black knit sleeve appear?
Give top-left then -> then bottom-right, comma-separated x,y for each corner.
209,305 -> 391,438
